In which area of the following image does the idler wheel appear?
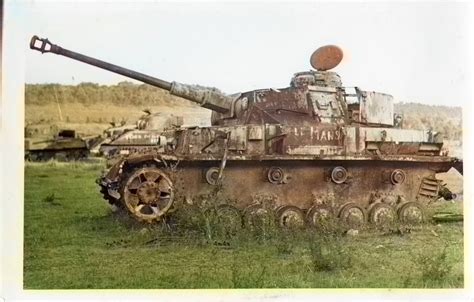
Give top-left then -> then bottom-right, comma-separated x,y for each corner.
390,169 -> 406,185
205,167 -> 220,186
338,203 -> 366,229
306,204 -> 334,230
122,167 -> 174,223
368,202 -> 396,226
267,167 -> 285,184
276,205 -> 305,229
331,166 -> 348,184
397,202 -> 424,224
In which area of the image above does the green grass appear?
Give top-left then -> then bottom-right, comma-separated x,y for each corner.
24,163 -> 464,289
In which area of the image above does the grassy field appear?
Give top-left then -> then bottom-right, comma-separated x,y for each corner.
24,163 -> 464,289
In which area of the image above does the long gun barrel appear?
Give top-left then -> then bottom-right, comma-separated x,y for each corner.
29,36 -> 235,114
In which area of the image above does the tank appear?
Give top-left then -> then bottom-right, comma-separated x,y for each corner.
98,110 -> 185,159
30,36 -> 462,228
25,128 -> 101,161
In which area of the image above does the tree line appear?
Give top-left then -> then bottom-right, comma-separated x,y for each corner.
394,102 -> 462,140
25,81 -> 190,107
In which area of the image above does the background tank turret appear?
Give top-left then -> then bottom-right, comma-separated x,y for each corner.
98,110 -> 185,158
30,36 -> 462,227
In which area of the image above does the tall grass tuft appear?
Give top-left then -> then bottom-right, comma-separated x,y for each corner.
230,258 -> 267,288
41,192 -> 61,206
308,231 -> 352,272
170,189 -> 243,244
416,245 -> 453,285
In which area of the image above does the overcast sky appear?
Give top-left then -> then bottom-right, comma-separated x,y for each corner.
15,1 -> 471,106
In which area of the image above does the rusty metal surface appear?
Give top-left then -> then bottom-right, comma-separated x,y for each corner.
30,35 -> 462,226
359,91 -> 394,126
310,45 -> 344,71
100,158 -> 447,223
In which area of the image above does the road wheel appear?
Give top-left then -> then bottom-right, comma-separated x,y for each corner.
276,205 -> 305,229
368,202 -> 396,226
397,202 -> 424,224
338,203 -> 366,229
214,204 -> 243,234
243,204 -> 273,230
307,204 -> 334,230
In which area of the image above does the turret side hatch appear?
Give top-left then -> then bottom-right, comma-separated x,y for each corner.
345,87 -> 394,127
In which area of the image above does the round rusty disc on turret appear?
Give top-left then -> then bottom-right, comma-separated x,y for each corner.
310,45 -> 344,71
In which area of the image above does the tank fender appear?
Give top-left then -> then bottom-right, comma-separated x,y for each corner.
99,153 -> 173,201
104,154 -> 170,182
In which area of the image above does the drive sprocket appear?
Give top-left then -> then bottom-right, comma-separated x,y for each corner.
120,166 -> 174,223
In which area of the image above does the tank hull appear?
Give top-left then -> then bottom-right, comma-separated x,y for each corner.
25,148 -> 90,161
99,153 -> 457,226
172,159 -> 450,210
25,136 -> 91,161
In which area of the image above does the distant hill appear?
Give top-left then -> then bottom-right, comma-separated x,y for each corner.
394,102 -> 462,140
25,81 -> 191,107
25,83 -> 462,141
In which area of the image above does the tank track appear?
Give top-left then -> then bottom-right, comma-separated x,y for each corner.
25,148 -> 89,162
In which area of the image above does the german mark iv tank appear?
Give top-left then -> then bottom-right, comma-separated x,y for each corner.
30,36 -> 462,228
